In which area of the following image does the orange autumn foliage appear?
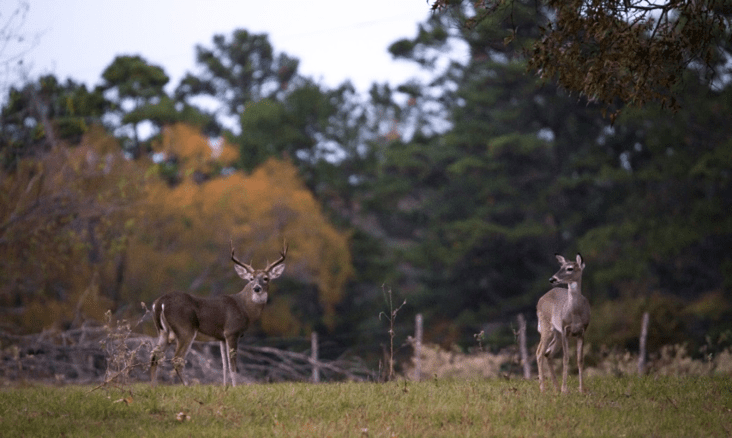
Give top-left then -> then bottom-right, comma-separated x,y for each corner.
126,125 -> 352,333
153,123 -> 238,175
2,123 -> 352,335
0,126 -> 144,331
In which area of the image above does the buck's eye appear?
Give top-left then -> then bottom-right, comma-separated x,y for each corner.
263,277 -> 269,282
566,267 -> 574,271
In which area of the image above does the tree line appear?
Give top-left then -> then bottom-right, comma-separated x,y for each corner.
1,1 -> 731,362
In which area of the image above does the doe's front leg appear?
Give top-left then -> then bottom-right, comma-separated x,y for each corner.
577,336 -> 585,393
560,333 -> 570,393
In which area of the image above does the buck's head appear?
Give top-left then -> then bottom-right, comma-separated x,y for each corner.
230,242 -> 287,305
549,253 -> 584,286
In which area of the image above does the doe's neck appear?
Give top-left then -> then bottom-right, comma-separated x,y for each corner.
567,280 -> 582,295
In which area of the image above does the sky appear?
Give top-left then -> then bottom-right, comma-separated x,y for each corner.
3,0 -> 435,96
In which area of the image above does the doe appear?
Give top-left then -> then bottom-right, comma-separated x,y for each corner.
149,241 -> 287,386
536,253 -> 590,393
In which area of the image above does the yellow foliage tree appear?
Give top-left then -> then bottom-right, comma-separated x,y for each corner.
152,123 -> 238,178
126,125 -> 352,334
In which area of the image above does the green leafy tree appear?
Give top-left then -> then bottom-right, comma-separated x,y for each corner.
175,29 -> 299,121
367,7 -> 589,345
100,55 -> 169,156
0,74 -> 108,169
430,0 -> 732,114
367,3 -> 732,351
576,71 -> 732,347
177,30 -> 363,193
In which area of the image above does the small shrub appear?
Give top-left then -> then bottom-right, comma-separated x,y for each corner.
95,307 -> 152,390
403,343 -> 511,379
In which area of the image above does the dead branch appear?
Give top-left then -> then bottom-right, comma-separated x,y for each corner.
0,328 -> 375,385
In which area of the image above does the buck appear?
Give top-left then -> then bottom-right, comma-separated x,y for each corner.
149,241 -> 287,386
536,253 -> 590,393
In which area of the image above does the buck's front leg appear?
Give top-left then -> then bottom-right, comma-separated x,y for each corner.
220,341 -> 230,386
225,336 -> 239,387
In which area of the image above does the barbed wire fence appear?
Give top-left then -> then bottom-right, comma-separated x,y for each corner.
2,310 -> 729,386
0,311 -> 375,386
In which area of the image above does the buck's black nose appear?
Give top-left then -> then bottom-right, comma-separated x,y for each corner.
254,285 -> 262,293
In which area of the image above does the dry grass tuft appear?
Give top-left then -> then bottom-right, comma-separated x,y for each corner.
404,342 -> 732,381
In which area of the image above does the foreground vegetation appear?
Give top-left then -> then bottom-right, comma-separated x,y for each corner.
2,376 -> 730,437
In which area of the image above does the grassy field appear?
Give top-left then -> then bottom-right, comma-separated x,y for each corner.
1,376 -> 731,437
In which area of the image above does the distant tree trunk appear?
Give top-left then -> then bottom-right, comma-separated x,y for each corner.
131,121 -> 141,159
87,220 -> 101,264
517,313 -> 531,379
110,252 -> 126,303
414,313 -> 423,381
30,88 -> 57,149
638,312 -> 650,375
311,331 -> 319,383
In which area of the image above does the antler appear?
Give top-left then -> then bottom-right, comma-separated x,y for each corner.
265,240 -> 288,273
230,238 -> 254,273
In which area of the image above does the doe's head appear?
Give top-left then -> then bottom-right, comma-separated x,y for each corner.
549,253 -> 584,285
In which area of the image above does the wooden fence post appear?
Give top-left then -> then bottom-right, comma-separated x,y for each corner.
517,314 -> 531,379
311,331 -> 320,383
638,312 -> 649,375
415,313 -> 423,381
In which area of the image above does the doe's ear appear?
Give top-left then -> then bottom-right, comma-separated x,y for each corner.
268,264 -> 285,279
576,253 -> 585,269
234,265 -> 254,281
555,254 -> 567,265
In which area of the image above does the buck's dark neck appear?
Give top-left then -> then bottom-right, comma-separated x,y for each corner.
234,286 -> 265,320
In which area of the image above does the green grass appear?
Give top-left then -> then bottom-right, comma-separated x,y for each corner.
1,376 -> 731,437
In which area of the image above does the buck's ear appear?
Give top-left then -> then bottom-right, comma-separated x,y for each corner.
555,254 -> 567,265
235,265 -> 254,281
269,264 -> 285,279
576,253 -> 585,269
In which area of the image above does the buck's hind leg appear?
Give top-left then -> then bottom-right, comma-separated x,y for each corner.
150,329 -> 171,386
171,330 -> 197,386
